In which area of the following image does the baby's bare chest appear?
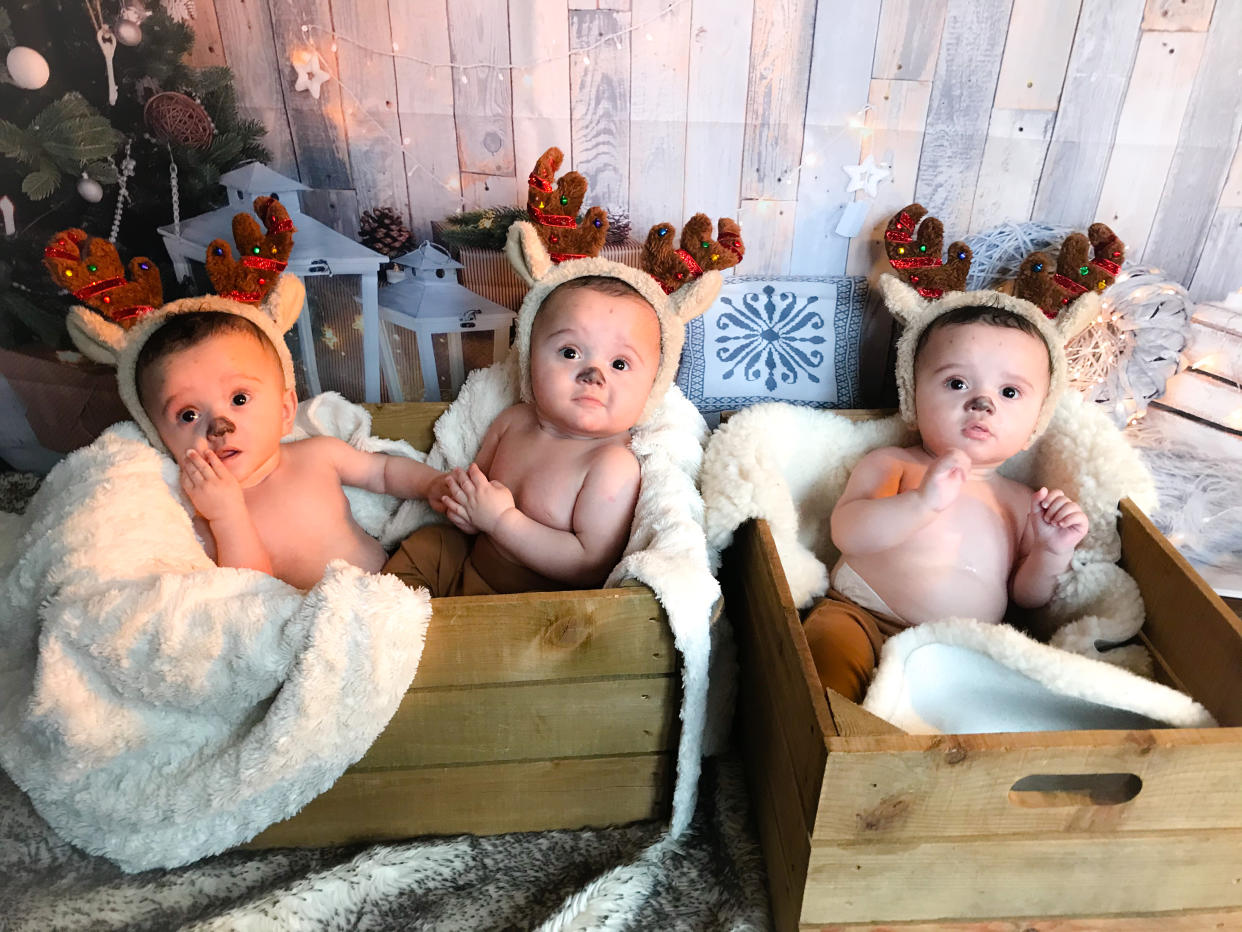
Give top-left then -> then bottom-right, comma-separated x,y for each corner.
491,438 -> 596,529
245,460 -> 360,553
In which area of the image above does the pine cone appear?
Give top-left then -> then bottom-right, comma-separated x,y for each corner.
605,207 -> 631,244
359,207 -> 414,258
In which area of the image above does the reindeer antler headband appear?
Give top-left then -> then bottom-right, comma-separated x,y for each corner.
42,197 -> 305,455
880,202 -> 1124,442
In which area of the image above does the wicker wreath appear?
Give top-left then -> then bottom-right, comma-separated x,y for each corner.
143,91 -> 214,149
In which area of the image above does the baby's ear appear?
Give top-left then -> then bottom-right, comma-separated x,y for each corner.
66,305 -> 126,366
879,273 -> 930,326
667,268 -> 723,325
504,220 -> 552,286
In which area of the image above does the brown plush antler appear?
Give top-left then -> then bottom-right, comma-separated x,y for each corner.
206,196 -> 297,305
642,215 -> 744,295
524,146 -> 608,261
43,228 -> 163,327
884,203 -> 972,298
1014,224 -> 1127,318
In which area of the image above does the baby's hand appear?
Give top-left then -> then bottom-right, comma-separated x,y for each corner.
1029,487 -> 1088,554
425,471 -> 453,515
445,463 -> 515,535
181,449 -> 246,523
919,449 -> 970,512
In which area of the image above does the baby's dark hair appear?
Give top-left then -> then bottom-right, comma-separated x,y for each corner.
135,312 -> 278,407
914,305 -> 1050,372
545,274 -> 648,306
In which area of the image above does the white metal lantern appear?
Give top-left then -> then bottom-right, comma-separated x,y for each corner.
158,163 -> 389,402
379,241 -> 516,401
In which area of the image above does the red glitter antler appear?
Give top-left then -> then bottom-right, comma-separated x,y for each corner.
883,204 -> 972,299
206,196 -> 297,305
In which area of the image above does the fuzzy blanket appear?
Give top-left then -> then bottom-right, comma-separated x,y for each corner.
384,359 -> 728,837
701,393 -> 1160,675
0,399 -> 434,873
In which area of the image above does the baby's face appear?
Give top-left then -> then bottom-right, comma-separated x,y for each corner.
913,321 -> 1050,468
529,287 -> 661,439
142,330 -> 296,487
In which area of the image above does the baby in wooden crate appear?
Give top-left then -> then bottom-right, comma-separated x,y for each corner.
384,275 -> 663,594
804,302 -> 1090,702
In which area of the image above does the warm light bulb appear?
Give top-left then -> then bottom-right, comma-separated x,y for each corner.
583,55 -> 591,65
392,42 -> 399,52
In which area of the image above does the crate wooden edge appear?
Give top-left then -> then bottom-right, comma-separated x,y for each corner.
244,402 -> 683,848
724,505 -> 1242,929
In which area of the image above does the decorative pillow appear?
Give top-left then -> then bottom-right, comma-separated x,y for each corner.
675,275 -> 868,416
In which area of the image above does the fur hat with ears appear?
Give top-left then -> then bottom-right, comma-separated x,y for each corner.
43,198 -> 305,456
880,202 -> 1112,445
504,219 -> 721,427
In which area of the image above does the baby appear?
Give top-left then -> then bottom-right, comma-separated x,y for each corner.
136,310 -> 451,590
384,275 -> 662,595
804,305 -> 1089,702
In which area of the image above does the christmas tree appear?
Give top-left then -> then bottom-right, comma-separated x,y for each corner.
0,0 -> 269,348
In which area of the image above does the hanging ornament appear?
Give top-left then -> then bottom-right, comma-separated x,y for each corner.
291,49 -> 331,100
6,46 -> 51,90
842,154 -> 891,199
77,173 -> 104,203
143,91 -> 215,148
109,138 -> 136,243
163,0 -> 196,24
114,0 -> 152,47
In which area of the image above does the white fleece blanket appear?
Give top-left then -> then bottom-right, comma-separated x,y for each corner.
699,394 -> 1217,730
0,396 -> 433,872
385,358 -> 725,837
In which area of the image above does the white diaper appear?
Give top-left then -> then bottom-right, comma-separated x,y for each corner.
832,559 -> 909,626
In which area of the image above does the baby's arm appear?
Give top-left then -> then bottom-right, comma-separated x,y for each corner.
830,447 -> 968,554
1011,487 -> 1089,608
445,447 -> 639,586
181,449 -> 272,574
316,435 -> 450,506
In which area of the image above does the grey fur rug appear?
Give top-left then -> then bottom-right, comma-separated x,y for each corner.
0,476 -> 771,931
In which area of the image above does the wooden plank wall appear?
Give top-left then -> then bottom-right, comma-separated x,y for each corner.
192,0 -> 1242,300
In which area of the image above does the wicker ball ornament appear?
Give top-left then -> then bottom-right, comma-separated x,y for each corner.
143,92 -> 214,149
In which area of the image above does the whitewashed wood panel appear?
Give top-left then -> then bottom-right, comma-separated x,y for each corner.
570,9 -> 631,214
992,0 -> 1079,111
268,0 -> 351,191
461,172 -> 520,211
184,0 -> 227,69
1031,0 -> 1144,226
969,109 -> 1056,232
846,78 -> 933,277
1095,31 -> 1207,258
789,0 -> 881,275
1144,0 -> 1242,279
1142,0 -> 1217,31
509,1 -> 572,186
913,0 -> 1014,233
447,0 -> 516,178
738,198 -> 797,276
628,0 -> 692,237
392,3 -> 463,239
683,0 -> 753,225
211,0 -> 298,177
300,189 -> 361,239
1221,140 -> 1242,210
1190,208 -> 1242,301
740,0 -> 817,199
332,0 -> 410,218
872,0 -> 946,82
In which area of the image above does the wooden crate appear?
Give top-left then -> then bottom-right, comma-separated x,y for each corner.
248,403 -> 680,847
724,503 -> 1242,930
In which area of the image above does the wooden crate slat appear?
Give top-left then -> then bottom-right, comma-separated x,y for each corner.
801,829 -> 1242,924
358,673 -> 679,769
816,731 -> 1242,843
1119,499 -> 1242,726
247,753 -> 672,848
412,588 -> 676,687
801,906 -> 1242,931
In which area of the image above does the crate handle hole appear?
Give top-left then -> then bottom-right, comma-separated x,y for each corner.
1008,773 -> 1141,807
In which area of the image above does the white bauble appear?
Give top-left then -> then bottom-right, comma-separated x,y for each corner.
77,174 -> 104,203
115,20 -> 143,46
7,46 -> 50,90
